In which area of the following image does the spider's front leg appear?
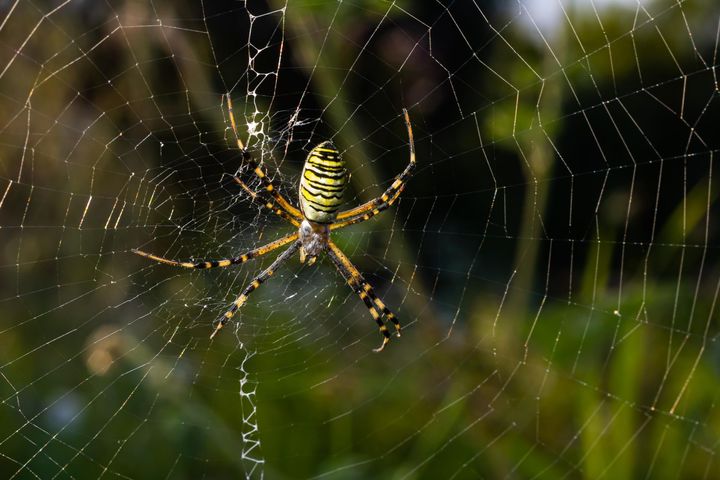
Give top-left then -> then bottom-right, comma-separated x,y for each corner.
211,240 -> 302,338
326,240 -> 401,352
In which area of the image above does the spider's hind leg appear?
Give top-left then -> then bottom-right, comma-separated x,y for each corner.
225,94 -> 302,220
334,108 -> 415,225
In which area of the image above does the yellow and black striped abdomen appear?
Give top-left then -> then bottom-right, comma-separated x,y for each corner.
299,141 -> 347,224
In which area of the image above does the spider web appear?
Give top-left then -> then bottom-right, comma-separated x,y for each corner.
1,0 -> 719,478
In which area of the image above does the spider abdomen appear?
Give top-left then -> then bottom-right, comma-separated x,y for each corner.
299,141 -> 347,224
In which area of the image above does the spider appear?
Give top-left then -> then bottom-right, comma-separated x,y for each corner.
133,95 -> 415,352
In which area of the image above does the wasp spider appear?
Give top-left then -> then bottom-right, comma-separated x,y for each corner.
133,96 -> 415,352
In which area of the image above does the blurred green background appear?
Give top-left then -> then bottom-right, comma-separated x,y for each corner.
1,0 -> 719,478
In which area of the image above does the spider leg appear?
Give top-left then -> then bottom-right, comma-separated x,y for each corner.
211,240 -> 301,339
329,184 -> 405,232
132,232 -> 299,269
326,240 -> 401,352
225,94 -> 302,219
233,176 -> 300,227
336,108 -> 415,222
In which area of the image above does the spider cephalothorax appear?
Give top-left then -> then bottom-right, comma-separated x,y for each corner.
298,220 -> 329,265
133,95 -> 415,352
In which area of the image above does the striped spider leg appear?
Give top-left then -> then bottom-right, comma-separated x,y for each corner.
334,108 -> 415,223
211,240 -> 301,338
225,94 -> 302,220
326,240 -> 401,352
